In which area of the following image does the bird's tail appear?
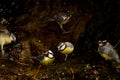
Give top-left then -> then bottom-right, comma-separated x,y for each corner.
31,56 -> 37,59
31,55 -> 44,61
44,17 -> 55,22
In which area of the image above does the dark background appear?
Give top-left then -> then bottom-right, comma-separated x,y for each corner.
0,0 -> 120,79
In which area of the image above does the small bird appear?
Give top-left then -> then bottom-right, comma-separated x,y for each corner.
32,50 -> 55,65
98,40 -> 120,63
0,26 -> 16,56
46,12 -> 72,33
57,42 -> 74,61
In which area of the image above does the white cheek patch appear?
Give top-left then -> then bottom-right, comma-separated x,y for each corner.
99,43 -> 103,46
48,53 -> 54,58
60,44 -> 66,50
10,33 -> 16,41
62,16 -> 67,20
58,43 -> 63,50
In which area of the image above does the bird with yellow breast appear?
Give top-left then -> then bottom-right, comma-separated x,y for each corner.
57,42 -> 74,61
0,25 -> 16,56
32,50 -> 55,65
98,40 -> 120,63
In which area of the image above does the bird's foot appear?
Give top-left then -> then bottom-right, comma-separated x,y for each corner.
1,53 -> 5,57
64,55 -> 68,61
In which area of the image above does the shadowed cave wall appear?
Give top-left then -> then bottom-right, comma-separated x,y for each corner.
0,0 -> 120,79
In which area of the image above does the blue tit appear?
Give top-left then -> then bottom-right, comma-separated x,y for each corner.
57,42 -> 74,61
47,12 -> 72,33
0,26 -> 16,56
98,40 -> 120,63
33,50 -> 55,65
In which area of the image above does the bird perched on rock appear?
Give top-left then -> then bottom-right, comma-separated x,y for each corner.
98,40 -> 120,63
57,42 -> 74,61
46,12 -> 72,33
32,50 -> 55,65
0,26 -> 16,56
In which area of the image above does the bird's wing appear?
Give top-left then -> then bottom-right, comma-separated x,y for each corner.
104,44 -> 119,58
46,17 -> 56,22
107,48 -> 120,63
54,14 -> 63,22
109,48 -> 119,58
36,54 -> 44,61
98,47 -> 113,60
98,47 -> 105,53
